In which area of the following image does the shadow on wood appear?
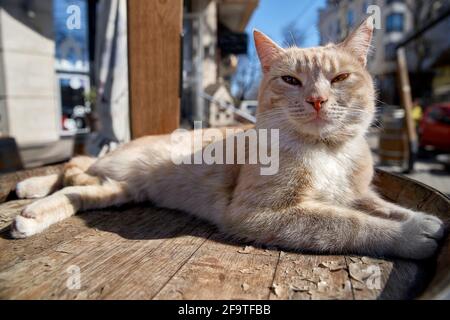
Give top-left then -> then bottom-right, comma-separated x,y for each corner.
0,166 -> 448,299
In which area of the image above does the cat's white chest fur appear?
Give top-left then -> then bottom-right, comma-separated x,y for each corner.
298,144 -> 355,203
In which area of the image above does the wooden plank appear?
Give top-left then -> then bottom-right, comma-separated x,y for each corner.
0,199 -> 33,231
0,165 -> 63,203
0,203 -> 148,273
373,170 -> 405,202
396,48 -> 418,172
372,169 -> 450,299
345,256 -> 393,300
374,169 -> 450,220
0,168 -> 448,299
0,207 -> 147,299
269,252 -> 353,300
0,206 -> 211,299
102,228 -> 211,300
154,239 -> 279,300
270,252 -> 430,300
396,182 -> 434,211
127,0 -> 182,138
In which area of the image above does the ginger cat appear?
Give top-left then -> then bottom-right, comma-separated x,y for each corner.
11,18 -> 444,260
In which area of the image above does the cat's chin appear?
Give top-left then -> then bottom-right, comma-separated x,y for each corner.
294,119 -> 335,136
289,121 -> 350,143
305,117 -> 331,127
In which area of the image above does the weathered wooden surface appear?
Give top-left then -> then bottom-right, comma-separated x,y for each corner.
0,165 -> 63,204
0,168 -> 448,300
374,169 -> 450,299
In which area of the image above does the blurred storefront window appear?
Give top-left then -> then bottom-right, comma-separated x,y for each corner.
53,0 -> 91,135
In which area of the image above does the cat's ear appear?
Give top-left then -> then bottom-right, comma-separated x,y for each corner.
339,16 -> 374,66
254,30 -> 284,73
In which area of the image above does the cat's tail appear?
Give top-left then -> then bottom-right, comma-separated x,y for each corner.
15,156 -> 100,199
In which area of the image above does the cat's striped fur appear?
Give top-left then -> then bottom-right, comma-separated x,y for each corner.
11,18 -> 444,259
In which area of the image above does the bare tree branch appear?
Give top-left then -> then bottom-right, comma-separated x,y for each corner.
281,20 -> 306,48
232,44 -> 261,101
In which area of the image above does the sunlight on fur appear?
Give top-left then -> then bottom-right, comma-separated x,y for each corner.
11,17 -> 444,260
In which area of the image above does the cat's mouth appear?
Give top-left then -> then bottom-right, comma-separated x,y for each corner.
305,115 -> 331,126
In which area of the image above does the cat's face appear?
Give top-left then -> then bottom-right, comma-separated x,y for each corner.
255,18 -> 375,143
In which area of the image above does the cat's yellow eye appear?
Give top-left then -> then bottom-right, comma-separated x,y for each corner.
281,75 -> 302,86
331,73 -> 350,84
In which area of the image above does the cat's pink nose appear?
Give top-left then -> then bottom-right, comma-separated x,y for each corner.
306,96 -> 328,112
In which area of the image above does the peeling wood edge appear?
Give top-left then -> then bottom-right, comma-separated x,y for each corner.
375,168 -> 450,202
375,169 -> 450,300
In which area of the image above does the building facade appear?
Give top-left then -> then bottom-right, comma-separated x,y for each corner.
181,0 -> 258,128
0,0 -> 95,168
0,0 -> 259,170
0,0 -> 60,146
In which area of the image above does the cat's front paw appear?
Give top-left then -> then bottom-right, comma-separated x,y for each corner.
396,213 -> 445,259
10,215 -> 41,239
10,205 -> 48,239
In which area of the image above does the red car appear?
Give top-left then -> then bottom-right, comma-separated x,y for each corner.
419,103 -> 450,152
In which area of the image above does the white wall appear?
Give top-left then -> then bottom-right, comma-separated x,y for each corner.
0,0 -> 59,146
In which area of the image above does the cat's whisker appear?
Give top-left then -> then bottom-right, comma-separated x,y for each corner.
9,17 -> 443,266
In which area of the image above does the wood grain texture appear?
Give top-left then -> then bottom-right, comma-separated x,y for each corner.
0,206 -> 213,299
374,169 -> 450,299
396,48 -> 418,148
269,253 -> 352,300
0,165 -> 63,204
0,169 -> 448,299
127,0 -> 182,138
154,239 -> 279,300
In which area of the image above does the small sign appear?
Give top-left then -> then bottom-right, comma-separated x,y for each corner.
219,32 -> 248,55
